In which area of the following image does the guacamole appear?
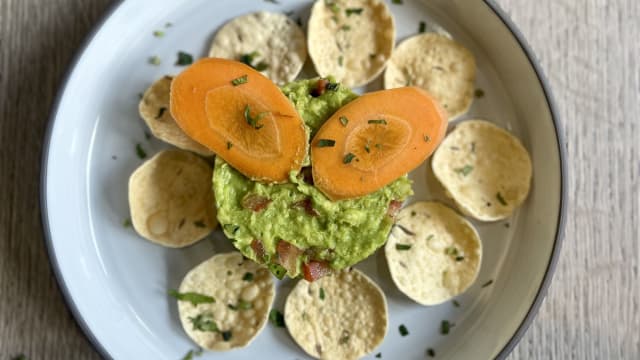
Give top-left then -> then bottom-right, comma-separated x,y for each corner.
213,78 -> 413,278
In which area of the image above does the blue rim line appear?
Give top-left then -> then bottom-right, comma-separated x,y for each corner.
40,1 -> 567,359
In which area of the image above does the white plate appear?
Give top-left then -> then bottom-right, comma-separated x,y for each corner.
41,0 -> 565,359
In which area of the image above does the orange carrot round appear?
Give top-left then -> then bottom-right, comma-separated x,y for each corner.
170,58 -> 307,183
310,87 -> 447,200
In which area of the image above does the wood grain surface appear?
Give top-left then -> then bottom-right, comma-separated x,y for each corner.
0,0 -> 638,359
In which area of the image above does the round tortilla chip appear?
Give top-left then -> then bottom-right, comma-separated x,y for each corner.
307,0 -> 395,88
208,11 -> 307,85
385,201 -> 482,305
128,149 -> 217,247
177,252 -> 275,351
384,33 -> 476,120
139,76 -> 213,156
285,269 -> 387,360
431,120 -> 533,221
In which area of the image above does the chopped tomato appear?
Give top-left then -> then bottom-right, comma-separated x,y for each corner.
242,194 -> 272,212
302,260 -> 332,282
310,78 -> 329,97
276,240 -> 302,275
251,239 -> 266,262
292,197 -> 320,217
387,200 -> 403,218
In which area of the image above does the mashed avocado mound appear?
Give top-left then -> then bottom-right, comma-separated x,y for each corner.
213,79 -> 413,278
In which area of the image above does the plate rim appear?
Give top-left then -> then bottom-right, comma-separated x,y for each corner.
39,1 -> 567,359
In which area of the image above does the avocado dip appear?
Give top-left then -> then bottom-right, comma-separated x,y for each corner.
213,78 -> 413,279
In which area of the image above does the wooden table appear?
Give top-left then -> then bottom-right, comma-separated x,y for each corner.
0,0 -> 638,358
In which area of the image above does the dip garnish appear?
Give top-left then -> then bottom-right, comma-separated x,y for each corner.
135,143 -> 147,159
176,51 -> 194,66
496,192 -> 508,206
399,324 -> 409,336
269,309 -> 286,327
343,153 -> 356,164
339,116 -> 349,126
345,8 -> 363,16
243,105 -> 268,129
169,290 -> 215,306
189,313 -> 219,332
455,165 -> 474,176
368,119 -> 387,125
242,272 -> 254,281
231,75 -> 248,86
395,244 -> 412,251
317,139 -> 336,147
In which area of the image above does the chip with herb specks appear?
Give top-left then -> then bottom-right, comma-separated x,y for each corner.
128,150 -> 217,247
432,120 -> 532,221
284,269 -> 387,360
385,202 -> 482,305
177,252 -> 275,351
209,11 -> 307,85
138,76 -> 213,156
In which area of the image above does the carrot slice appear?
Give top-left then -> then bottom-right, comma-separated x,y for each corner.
311,87 -> 447,200
170,58 -> 307,183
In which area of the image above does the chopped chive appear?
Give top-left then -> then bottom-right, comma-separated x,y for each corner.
375,143 -> 383,150
242,272 -> 254,281
153,30 -> 164,37
156,107 -> 166,119
424,134 -> 431,142
395,244 -> 412,251
496,192 -> 508,206
340,25 -> 351,31
326,82 -> 339,91
239,51 -> 260,66
319,287 -> 325,300
368,119 -> 387,125
392,0 -> 403,4
345,7 -> 364,16
238,300 -> 252,310
175,51 -> 193,66
338,55 -> 344,66
452,299 -> 460,307
475,89 -> 485,98
269,309 -> 286,327
339,116 -> 349,126
427,348 -> 436,357
231,75 -> 248,86
471,142 -> 476,152
223,224 -> 239,234
193,220 -> 206,228
419,21 -> 427,33
221,330 -> 232,341
454,165 -> 474,176
135,143 -> 147,159
445,247 -> 458,256
317,139 -> 336,147
364,141 -> 371,153
227,141 -> 233,150
375,353 -> 382,358
482,279 -> 494,288
169,290 -> 215,306
244,105 -> 267,129
227,304 -> 238,311
123,218 -> 132,228
440,320 -> 454,335
399,324 -> 409,336
148,56 -> 161,65
339,330 -> 351,344
411,211 -> 416,216
455,256 -> 465,262
254,61 -> 269,71
189,313 -> 218,332
427,234 -> 434,241
343,153 -> 356,164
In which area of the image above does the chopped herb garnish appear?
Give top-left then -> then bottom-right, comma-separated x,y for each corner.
243,105 -> 268,129
364,141 -> 371,153
411,211 -> 416,216
227,304 -> 238,311
454,165 -> 474,176
445,247 -> 459,256
427,234 -> 434,241
238,300 -> 252,310
338,55 -> 344,66
221,330 -> 233,341
227,141 -> 233,150
392,0 -> 403,4
178,218 -> 186,228
240,51 -> 260,66
482,279 -> 494,288
475,89 -> 485,98
399,324 -> 409,336
226,270 -> 232,276
269,309 -> 286,327
193,220 -> 206,228
440,320 -> 454,335
343,153 -> 356,164
176,51 -> 193,66
317,139 -> 336,147
339,330 -> 351,344
427,348 -> 436,357
345,8 -> 364,16
471,142 -> 476,152
136,143 -> 147,159
419,21 -> 427,33
231,75 -> 248,86
123,218 -> 132,227
319,287 -> 326,300
189,313 -> 219,332
156,107 -> 166,119
396,224 -> 416,236
424,135 -> 431,142
368,119 -> 387,125
396,244 -> 412,251
153,30 -> 164,37
181,349 -> 195,360
339,116 -> 349,126
496,192 -> 508,206
223,224 -> 239,234
148,55 -> 161,65
452,299 -> 460,307
326,82 -> 339,91
242,272 -> 254,281
165,22 -> 173,28
504,222 -> 511,228
325,0 -> 340,13
254,61 -> 269,71
169,290 -> 215,306
340,25 -> 351,31
375,353 -> 382,358
375,143 -> 383,150
455,256 -> 465,262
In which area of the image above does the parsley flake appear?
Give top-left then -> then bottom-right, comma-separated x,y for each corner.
317,139 -> 336,147
123,218 -> 132,227
243,105 -> 268,129
135,143 -> 147,159
343,153 -> 356,164
454,165 -> 474,176
399,324 -> 409,336
396,244 -> 412,251
231,75 -> 248,86
427,348 -> 436,357
496,192 -> 508,206
346,8 -> 364,16
189,313 -> 219,332
339,116 -> 349,126
319,287 -> 326,300
269,309 -> 286,327
169,290 -> 215,306
419,21 -> 427,33
176,51 -> 193,66
481,279 -> 494,288
392,0 -> 403,4
452,300 -> 461,307
242,272 -> 254,281
440,320 -> 454,335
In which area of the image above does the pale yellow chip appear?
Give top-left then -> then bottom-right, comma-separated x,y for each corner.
431,120 -> 533,221
177,252 -> 275,351
307,0 -> 395,87
139,76 -> 213,156
209,11 -> 307,85
384,33 -> 476,120
385,202 -> 482,305
128,150 -> 217,247
285,269 -> 387,360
